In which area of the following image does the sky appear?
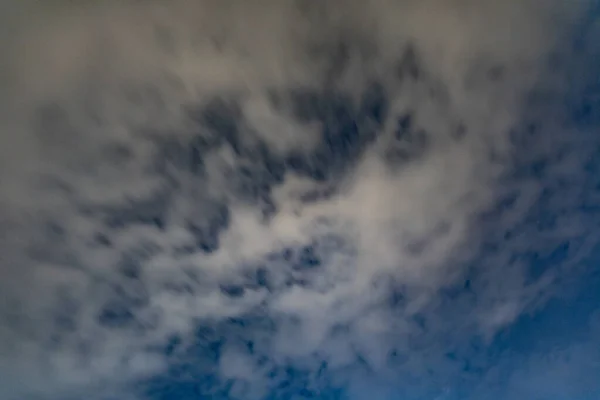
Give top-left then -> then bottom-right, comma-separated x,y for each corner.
0,1 -> 599,399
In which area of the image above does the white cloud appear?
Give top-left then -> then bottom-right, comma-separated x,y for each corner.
0,1 -> 596,399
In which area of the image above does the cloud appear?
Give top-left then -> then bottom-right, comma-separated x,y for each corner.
0,1 -> 598,399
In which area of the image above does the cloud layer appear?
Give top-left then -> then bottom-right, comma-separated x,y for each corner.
0,1 -> 599,399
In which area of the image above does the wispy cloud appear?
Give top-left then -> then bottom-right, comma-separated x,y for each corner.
0,1 -> 597,399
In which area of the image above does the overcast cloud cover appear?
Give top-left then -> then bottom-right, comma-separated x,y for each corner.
0,1 -> 599,399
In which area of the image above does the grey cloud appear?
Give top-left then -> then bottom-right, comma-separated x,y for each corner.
0,1 -> 597,400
